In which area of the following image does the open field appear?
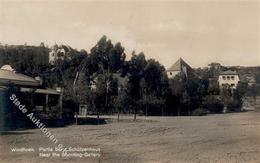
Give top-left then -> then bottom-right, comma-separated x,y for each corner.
1,111 -> 260,163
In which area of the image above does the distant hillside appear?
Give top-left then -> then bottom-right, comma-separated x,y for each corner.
0,44 -> 49,75
195,63 -> 260,85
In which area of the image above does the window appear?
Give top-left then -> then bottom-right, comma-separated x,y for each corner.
222,76 -> 226,80
231,84 -> 235,87
227,76 -> 230,80
170,72 -> 172,75
231,76 -> 235,80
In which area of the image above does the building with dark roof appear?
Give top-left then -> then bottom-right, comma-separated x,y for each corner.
0,68 -> 39,86
166,58 -> 193,79
0,65 -> 63,129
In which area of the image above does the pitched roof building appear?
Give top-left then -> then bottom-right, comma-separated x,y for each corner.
0,65 -> 63,122
166,58 -> 193,79
0,65 -> 39,86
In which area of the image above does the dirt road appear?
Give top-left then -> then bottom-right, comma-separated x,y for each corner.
1,111 -> 260,163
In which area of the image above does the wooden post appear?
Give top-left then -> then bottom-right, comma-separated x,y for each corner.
162,107 -> 164,116
59,93 -> 63,117
45,94 -> 49,111
75,112 -> 78,125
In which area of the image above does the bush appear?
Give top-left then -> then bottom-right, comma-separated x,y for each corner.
221,88 -> 243,112
203,95 -> 224,113
192,108 -> 207,116
226,99 -> 242,112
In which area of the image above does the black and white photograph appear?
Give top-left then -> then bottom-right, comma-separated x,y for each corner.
0,0 -> 259,162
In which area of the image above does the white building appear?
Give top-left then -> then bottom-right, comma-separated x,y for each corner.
166,58 -> 193,79
218,70 -> 240,89
49,44 -> 71,64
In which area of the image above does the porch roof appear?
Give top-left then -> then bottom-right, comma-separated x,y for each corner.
0,69 -> 39,86
20,88 -> 61,95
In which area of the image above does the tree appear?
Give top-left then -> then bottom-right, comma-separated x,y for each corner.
109,42 -> 126,72
237,82 -> 248,97
88,36 -> 126,117
169,72 -> 208,115
207,62 -> 222,78
128,52 -> 147,120
220,85 -> 243,112
115,86 -> 129,121
139,59 -> 168,116
203,95 -> 224,113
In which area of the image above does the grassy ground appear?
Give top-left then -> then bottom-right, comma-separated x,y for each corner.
1,111 -> 260,163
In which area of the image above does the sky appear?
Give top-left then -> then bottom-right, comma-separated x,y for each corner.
0,0 -> 259,68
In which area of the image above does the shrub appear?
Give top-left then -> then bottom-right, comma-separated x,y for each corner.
192,108 -> 207,116
203,95 -> 224,113
226,99 -> 242,112
221,87 -> 243,112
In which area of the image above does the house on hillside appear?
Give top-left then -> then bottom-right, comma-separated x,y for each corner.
239,74 -> 256,86
49,44 -> 72,64
245,76 -> 256,86
166,58 -> 193,79
218,70 -> 240,89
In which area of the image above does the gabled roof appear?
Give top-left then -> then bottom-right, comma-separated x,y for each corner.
167,58 -> 193,72
219,70 -> 238,75
0,69 -> 39,86
20,88 -> 61,95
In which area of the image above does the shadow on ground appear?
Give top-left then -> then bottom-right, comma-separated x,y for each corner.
76,117 -> 107,125
0,131 -> 34,135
